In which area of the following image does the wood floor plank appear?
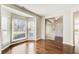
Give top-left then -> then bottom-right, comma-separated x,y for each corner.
2,39 -> 74,54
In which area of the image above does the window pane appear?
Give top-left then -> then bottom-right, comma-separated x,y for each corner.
12,14 -> 27,41
28,18 -> 35,39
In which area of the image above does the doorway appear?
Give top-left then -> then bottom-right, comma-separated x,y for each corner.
45,17 -> 63,43
45,17 -> 63,53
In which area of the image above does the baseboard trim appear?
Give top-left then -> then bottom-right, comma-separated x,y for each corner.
63,42 -> 73,46
1,44 -> 11,51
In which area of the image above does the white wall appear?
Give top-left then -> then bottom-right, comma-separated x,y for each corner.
40,8 -> 74,46
1,5 -> 43,50
36,16 -> 42,39
1,6 -> 11,47
3,5 -> 42,40
74,12 -> 79,53
63,9 -> 73,46
44,5 -> 79,46
0,5 -> 1,54
40,17 -> 45,39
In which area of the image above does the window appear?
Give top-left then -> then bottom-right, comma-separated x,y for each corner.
12,14 -> 27,41
28,18 -> 35,39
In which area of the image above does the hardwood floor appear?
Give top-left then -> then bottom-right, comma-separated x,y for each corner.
36,39 -> 74,54
36,39 -> 63,54
2,39 -> 74,54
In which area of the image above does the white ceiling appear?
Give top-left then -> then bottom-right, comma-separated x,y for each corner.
18,4 -> 79,18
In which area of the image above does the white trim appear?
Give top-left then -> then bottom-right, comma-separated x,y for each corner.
63,42 -> 73,46
1,5 -> 33,17
12,38 -> 26,42
1,39 -> 27,51
1,44 -> 11,51
34,16 -> 37,40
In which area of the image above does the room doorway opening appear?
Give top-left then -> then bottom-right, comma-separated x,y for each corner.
45,17 -> 63,42
45,16 -> 63,53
